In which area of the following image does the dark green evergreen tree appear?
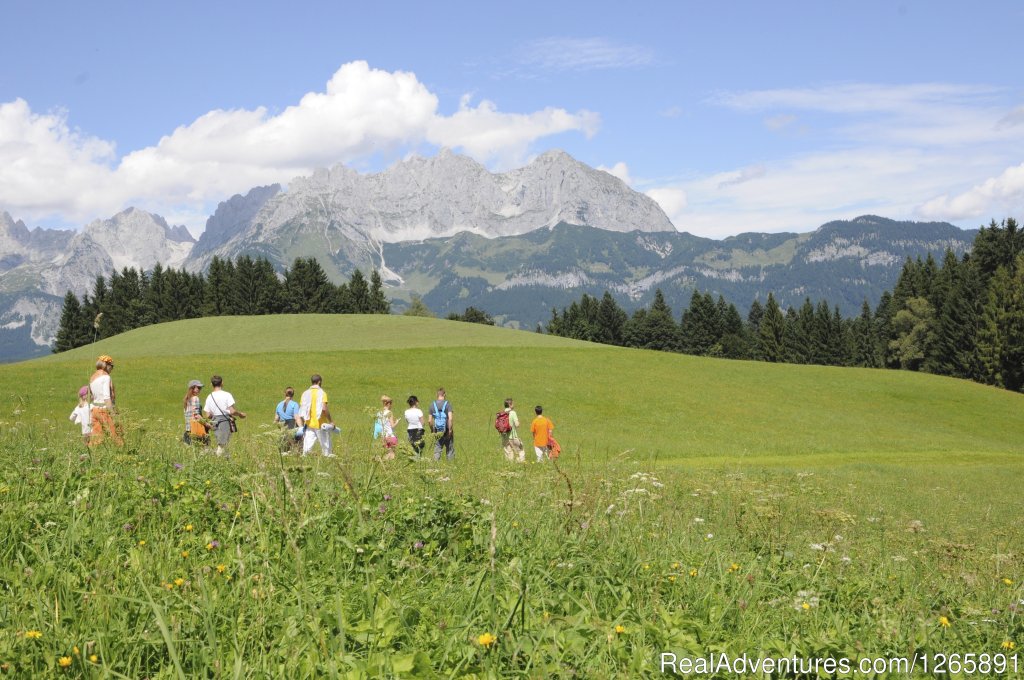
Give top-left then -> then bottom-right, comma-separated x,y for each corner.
53,292 -> 87,352
758,293 -> 786,362
204,256 -> 236,316
347,269 -> 371,313
368,270 -> 391,314
596,291 -> 627,346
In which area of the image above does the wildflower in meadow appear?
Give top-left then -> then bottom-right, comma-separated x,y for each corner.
477,632 -> 497,647
89,655 -> 98,663
1003,578 -> 1013,586
217,564 -> 226,574
615,625 -> 626,634
938,615 -> 951,628
801,602 -> 811,611
728,563 -> 740,573
25,630 -> 42,639
207,540 -> 220,551
181,550 -> 189,558
1002,641 -> 1016,650
689,568 -> 698,577
58,656 -> 72,668
184,524 -> 193,532
174,577 -> 185,587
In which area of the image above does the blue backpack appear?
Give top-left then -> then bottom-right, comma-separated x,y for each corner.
431,400 -> 449,431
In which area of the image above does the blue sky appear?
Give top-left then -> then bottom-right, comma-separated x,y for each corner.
2,0 -> 1023,238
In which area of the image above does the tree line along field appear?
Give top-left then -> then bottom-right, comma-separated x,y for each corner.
0,315 -> 1022,676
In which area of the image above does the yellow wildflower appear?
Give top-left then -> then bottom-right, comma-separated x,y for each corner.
1002,640 -> 1016,650
939,615 -> 951,628
668,575 -> 676,582
802,602 -> 811,610
184,524 -> 193,532
614,624 -> 626,634
1003,578 -> 1013,586
217,564 -> 226,574
689,568 -> 698,577
671,562 -> 680,569
138,540 -> 146,546
728,563 -> 740,573
72,646 -> 79,656
180,550 -> 189,558
477,632 -> 497,647
58,656 -> 72,668
25,630 -> 42,639
174,577 -> 185,587
89,654 -> 98,663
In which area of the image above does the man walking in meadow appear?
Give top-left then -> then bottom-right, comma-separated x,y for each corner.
203,375 -> 246,455
498,398 -> 524,463
299,374 -> 335,457
530,405 -> 554,463
429,387 -> 454,461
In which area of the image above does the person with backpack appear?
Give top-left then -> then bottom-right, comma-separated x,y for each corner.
530,405 -> 554,463
429,387 -> 454,461
496,397 -> 524,463
203,375 -> 247,455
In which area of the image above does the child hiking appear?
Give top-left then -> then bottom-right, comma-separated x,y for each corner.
376,395 -> 399,459
530,405 -> 554,463
69,385 -> 91,445
405,395 -> 426,458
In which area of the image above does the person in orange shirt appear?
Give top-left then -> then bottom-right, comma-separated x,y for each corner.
530,405 -> 554,463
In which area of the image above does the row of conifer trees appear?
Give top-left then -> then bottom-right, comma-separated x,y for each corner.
53,256 -> 390,352
546,218 -> 1024,392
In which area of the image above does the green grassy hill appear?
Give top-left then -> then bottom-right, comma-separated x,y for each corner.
2,314 -> 1022,675
10,314 -> 1024,464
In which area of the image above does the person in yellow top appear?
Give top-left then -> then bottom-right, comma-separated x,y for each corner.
299,374 -> 335,457
530,405 -> 554,463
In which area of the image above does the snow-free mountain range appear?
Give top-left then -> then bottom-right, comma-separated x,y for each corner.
0,149 -> 976,362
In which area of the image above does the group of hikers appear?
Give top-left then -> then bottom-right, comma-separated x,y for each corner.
70,356 -> 561,462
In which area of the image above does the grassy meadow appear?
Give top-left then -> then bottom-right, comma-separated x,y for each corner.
1,315 -> 1022,677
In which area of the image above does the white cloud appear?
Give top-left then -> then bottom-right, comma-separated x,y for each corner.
519,37 -> 655,72
917,162 -> 1024,220
0,61 -> 599,229
645,187 -> 687,219
597,161 -> 632,185
0,99 -> 120,218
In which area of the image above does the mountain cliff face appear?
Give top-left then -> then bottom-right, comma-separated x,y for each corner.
0,209 -> 195,360
186,149 -> 675,277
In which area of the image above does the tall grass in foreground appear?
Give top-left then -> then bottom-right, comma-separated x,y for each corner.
0,415 -> 1021,677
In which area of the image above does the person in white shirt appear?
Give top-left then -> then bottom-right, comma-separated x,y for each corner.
88,355 -> 123,447
404,395 -> 426,458
69,385 -> 92,444
203,375 -> 247,455
298,374 -> 335,457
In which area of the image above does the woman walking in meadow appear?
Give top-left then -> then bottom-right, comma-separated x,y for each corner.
182,379 -> 209,445
376,395 -> 399,459
404,395 -> 426,458
274,387 -> 301,454
88,355 -> 123,447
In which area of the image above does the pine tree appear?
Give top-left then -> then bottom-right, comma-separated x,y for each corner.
53,292 -> 86,353
596,291 -> 627,346
368,270 -> 391,314
284,258 -> 334,313
204,256 -> 236,316
758,293 -> 786,362
347,269 -> 371,314
851,300 -> 880,367
680,290 -> 718,355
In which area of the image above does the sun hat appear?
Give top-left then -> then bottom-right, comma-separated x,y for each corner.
188,379 -> 203,389
78,385 -> 89,398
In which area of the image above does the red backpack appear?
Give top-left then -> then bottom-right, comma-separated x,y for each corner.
494,410 -> 511,433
